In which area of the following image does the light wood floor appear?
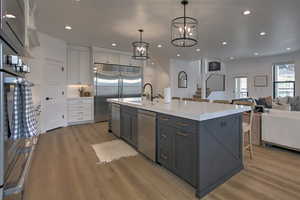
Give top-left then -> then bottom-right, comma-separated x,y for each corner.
24,123 -> 300,200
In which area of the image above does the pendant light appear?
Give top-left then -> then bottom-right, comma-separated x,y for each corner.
132,29 -> 150,60
171,0 -> 198,47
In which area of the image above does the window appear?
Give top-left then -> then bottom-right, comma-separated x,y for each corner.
234,77 -> 248,98
273,63 -> 295,98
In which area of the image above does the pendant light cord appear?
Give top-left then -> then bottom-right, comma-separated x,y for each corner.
139,29 -> 143,42
183,1 -> 186,39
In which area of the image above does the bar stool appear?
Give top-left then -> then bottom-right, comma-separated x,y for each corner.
234,101 -> 254,160
213,100 -> 231,104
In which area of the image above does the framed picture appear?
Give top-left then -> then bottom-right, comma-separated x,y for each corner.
254,75 -> 268,87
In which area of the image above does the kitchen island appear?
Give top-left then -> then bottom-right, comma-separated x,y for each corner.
107,98 -> 251,198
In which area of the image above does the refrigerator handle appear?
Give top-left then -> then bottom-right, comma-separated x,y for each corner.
118,76 -> 122,98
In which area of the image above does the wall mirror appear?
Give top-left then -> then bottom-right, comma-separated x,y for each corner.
178,71 -> 188,88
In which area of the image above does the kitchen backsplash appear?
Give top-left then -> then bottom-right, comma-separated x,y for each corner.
67,85 -> 93,97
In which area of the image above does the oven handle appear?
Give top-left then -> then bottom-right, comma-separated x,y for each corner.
3,144 -> 35,197
4,77 -> 25,84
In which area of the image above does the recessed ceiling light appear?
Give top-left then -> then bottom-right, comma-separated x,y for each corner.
65,25 -> 72,30
230,57 -> 235,60
254,52 -> 259,56
4,14 -> 16,19
286,47 -> 291,51
243,10 -> 251,15
112,43 -> 117,47
259,32 -> 267,36
196,48 -> 201,52
177,54 -> 180,57
151,62 -> 155,65
157,44 -> 163,48
222,41 -> 228,46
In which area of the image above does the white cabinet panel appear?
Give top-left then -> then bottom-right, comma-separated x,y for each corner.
130,58 -> 142,67
120,54 -> 131,66
94,51 -> 110,64
108,52 -> 120,64
68,49 -> 80,84
67,46 -> 91,85
94,51 -> 120,65
80,50 -> 91,84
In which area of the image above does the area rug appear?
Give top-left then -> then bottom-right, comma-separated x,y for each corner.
92,139 -> 138,164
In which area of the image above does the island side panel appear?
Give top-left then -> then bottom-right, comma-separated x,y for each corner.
196,113 -> 243,198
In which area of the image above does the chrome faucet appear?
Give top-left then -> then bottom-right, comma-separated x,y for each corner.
143,83 -> 153,101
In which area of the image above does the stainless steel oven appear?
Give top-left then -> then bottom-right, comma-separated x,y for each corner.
0,39 -> 32,200
0,0 -> 25,54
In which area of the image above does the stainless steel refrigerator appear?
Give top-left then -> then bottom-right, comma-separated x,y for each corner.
93,63 -> 142,122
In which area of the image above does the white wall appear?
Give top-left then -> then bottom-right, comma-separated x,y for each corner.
26,32 -> 67,132
169,59 -> 200,98
225,51 -> 300,99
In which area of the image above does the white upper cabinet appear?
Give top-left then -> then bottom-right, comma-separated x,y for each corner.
67,46 -> 91,85
119,54 -> 131,66
92,47 -> 142,67
130,58 -> 142,67
94,51 -> 120,64
120,54 -> 142,66
79,50 -> 91,84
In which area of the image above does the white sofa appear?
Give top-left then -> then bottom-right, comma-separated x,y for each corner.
262,109 -> 300,151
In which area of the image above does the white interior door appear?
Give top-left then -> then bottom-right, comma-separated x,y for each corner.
42,59 -> 67,131
234,77 -> 248,98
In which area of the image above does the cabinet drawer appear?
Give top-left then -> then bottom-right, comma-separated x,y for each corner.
158,114 -> 197,132
68,115 -> 84,122
68,104 -> 92,111
68,99 -> 93,105
68,113 -> 92,122
174,118 -> 197,132
69,110 -> 92,116
121,106 -> 137,115
158,114 -> 175,126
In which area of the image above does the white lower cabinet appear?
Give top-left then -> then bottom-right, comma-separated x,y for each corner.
67,97 -> 94,125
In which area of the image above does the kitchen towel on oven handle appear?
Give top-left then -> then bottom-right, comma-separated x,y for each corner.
11,80 -> 22,140
11,79 -> 38,140
21,80 -> 38,138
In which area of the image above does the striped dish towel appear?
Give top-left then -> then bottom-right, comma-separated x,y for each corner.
21,81 -> 38,138
11,80 -> 38,140
11,83 -> 23,140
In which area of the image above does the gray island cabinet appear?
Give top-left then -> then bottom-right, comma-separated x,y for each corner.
107,98 -> 250,199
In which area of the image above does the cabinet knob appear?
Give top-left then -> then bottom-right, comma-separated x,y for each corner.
161,154 -> 168,160
220,121 -> 227,127
161,134 -> 167,139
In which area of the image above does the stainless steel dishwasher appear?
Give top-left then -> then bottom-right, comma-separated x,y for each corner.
111,104 -> 121,137
137,110 -> 157,162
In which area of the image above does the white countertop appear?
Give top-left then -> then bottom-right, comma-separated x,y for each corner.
108,98 -> 251,121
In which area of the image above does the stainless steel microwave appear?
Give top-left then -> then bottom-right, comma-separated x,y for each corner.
0,0 -> 25,54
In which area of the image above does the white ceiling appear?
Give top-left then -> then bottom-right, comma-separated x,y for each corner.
35,0 -> 300,64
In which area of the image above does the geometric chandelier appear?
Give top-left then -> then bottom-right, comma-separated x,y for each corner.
132,29 -> 150,60
171,0 -> 198,47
